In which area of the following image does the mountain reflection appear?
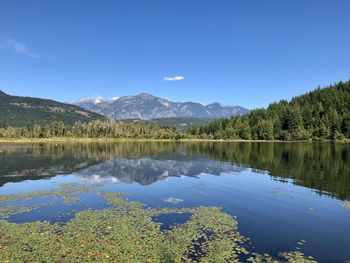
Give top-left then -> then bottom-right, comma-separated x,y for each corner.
0,142 -> 349,200
74,157 -> 245,185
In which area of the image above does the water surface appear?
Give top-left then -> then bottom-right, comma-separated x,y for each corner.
0,142 -> 349,262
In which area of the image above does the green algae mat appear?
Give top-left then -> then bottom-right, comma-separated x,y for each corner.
0,184 -> 316,262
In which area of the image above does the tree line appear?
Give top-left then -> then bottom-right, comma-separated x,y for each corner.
0,120 -> 186,140
188,81 -> 350,140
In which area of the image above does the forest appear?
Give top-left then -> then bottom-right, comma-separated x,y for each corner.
0,120 -> 186,140
0,91 -> 104,127
188,81 -> 350,140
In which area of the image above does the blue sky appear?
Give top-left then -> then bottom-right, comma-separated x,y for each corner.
0,0 -> 349,109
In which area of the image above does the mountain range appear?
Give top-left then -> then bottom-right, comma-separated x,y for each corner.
0,90 -> 104,127
74,93 -> 248,120
0,89 -> 248,127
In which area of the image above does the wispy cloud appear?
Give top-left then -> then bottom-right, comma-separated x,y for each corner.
163,75 -> 184,81
0,37 -> 41,58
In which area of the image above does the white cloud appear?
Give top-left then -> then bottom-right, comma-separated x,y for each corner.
0,37 -> 41,58
163,197 -> 184,204
163,75 -> 184,81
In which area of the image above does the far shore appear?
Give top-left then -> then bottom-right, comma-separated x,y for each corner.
0,137 -> 349,144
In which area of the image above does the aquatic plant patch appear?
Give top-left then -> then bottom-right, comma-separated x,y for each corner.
0,183 -> 98,205
343,202 -> 350,211
0,204 -> 47,220
0,184 -> 317,262
153,212 -> 192,231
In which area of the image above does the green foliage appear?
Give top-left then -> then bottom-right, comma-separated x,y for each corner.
0,120 -> 186,140
255,120 -> 274,140
189,81 -> 350,141
0,91 -> 104,127
123,117 -> 215,130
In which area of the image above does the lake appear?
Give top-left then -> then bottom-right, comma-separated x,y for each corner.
0,141 -> 349,262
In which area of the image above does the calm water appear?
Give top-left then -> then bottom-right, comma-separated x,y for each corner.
0,142 -> 349,262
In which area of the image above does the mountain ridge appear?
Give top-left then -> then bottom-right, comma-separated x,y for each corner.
0,90 -> 105,127
75,93 -> 249,120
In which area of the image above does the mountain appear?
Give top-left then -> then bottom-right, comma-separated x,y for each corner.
74,93 -> 248,120
0,90 -> 104,127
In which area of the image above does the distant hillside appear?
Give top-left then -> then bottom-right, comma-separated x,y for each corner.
189,81 -> 350,140
149,117 -> 215,129
0,91 -> 104,127
75,93 -> 248,120
122,117 -> 215,130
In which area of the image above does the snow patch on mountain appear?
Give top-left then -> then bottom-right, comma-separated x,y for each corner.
75,93 -> 249,120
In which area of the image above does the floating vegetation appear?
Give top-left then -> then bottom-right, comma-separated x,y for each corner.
0,183 -> 99,205
343,202 -> 350,211
248,251 -> 316,263
0,184 -> 317,262
153,213 -> 192,231
297,240 -> 307,246
0,205 -> 47,220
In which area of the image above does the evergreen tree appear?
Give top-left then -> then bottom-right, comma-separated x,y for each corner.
255,120 -> 274,140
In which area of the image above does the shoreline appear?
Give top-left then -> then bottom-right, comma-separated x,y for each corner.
0,137 -> 349,144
